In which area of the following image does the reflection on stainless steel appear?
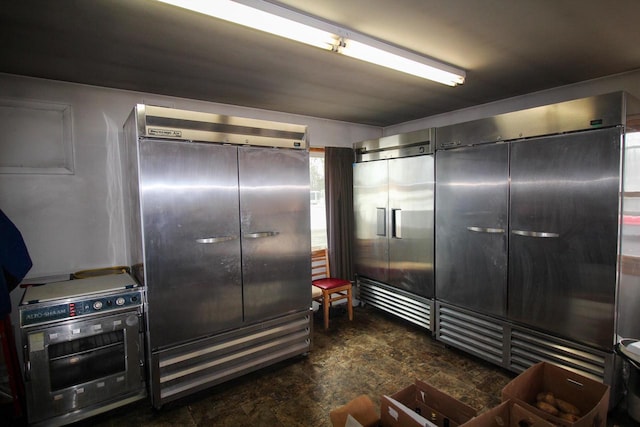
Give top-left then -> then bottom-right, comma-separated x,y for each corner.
447,181 -> 509,188
354,154 -> 435,298
238,146 -> 311,323
355,160 -> 390,283
137,104 -> 307,149
392,209 -> 402,238
508,128 -> 620,351
388,155 -> 435,297
618,131 -> 640,338
435,92 -> 626,149
511,230 -> 559,238
142,183 -> 237,192
243,231 -> 279,239
433,92 -> 640,398
436,143 -> 509,318
19,274 -> 145,426
124,105 -> 311,409
139,140 -> 244,350
196,236 -> 237,244
467,226 -> 505,234
354,128 -> 433,162
354,129 -> 435,331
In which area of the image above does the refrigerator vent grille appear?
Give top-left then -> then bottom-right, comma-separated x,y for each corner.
154,310 -> 311,404
358,278 -> 432,330
436,304 -> 505,366
509,328 -> 607,382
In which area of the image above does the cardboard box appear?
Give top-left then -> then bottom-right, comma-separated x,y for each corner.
330,395 -> 380,427
501,362 -> 610,427
462,400 -> 556,427
381,379 -> 477,427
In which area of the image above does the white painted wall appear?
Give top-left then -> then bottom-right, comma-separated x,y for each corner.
4,68 -> 640,283
0,73 -> 381,281
384,69 -> 640,135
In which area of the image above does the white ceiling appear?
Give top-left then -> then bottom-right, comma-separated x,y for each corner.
2,0 -> 640,127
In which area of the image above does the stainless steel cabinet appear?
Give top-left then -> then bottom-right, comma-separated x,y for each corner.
140,141 -> 311,350
433,92 -> 640,392
140,140 -> 243,349
508,128 -> 620,351
435,128 -> 620,349
354,155 -> 434,297
435,143 -> 509,317
125,105 -> 311,407
354,159 -> 389,283
240,146 -> 311,323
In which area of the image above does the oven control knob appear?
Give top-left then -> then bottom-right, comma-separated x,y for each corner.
93,301 -> 103,310
115,297 -> 126,306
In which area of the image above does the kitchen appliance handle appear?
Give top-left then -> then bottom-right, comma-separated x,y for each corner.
467,226 -> 505,234
23,345 -> 31,381
244,231 -> 279,239
511,230 -> 560,238
196,236 -> 237,244
392,209 -> 402,239
376,207 -> 386,236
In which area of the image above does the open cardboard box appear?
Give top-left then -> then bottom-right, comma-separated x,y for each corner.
381,379 -> 477,427
501,362 -> 609,427
462,400 -> 556,427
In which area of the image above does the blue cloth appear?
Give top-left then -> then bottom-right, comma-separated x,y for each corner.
0,210 -> 32,316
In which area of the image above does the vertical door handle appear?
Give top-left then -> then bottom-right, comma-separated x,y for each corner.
392,209 -> 402,238
376,208 -> 386,236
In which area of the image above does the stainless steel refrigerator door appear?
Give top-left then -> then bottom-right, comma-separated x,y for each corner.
508,128 -> 620,351
354,160 -> 389,283
435,144 -> 509,316
139,139 -> 243,350
239,147 -> 311,323
388,156 -> 435,297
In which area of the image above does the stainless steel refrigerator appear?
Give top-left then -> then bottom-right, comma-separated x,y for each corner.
508,129 -> 620,351
434,142 -> 509,319
123,105 -> 311,408
434,92 -> 640,390
353,129 -> 435,329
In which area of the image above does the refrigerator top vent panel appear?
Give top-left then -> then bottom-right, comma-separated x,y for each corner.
354,128 -> 434,162
436,91 -> 639,150
132,104 -> 307,149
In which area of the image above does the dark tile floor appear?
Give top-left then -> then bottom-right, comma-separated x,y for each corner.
5,305 -> 639,426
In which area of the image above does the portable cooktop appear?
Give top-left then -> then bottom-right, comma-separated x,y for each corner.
19,273 -> 142,327
21,273 -> 139,304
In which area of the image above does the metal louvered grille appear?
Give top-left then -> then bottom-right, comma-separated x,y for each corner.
357,278 -> 432,330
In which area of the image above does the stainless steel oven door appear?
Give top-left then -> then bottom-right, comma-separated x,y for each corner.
24,310 -> 144,424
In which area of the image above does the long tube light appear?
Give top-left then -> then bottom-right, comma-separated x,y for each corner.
154,0 -> 466,86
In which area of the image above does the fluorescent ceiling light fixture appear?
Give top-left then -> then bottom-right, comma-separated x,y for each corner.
155,0 -> 466,86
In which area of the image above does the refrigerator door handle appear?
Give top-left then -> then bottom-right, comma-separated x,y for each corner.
376,208 -> 387,236
392,209 -> 402,239
196,236 -> 237,244
244,231 -> 279,239
466,226 -> 505,234
511,229 -> 560,238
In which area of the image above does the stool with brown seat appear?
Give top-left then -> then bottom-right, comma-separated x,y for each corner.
311,248 -> 353,329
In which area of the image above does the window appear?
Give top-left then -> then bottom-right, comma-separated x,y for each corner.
310,148 -> 327,249
623,131 -> 640,257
